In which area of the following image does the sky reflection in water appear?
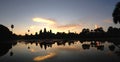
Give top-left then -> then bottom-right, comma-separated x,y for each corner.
0,40 -> 120,62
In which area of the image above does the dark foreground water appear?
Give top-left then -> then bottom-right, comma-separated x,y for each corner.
0,39 -> 120,62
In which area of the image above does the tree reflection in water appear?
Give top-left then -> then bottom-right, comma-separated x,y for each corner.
0,39 -> 120,62
16,39 -> 120,56
0,41 -> 17,57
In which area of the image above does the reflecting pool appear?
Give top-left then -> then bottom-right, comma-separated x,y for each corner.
0,39 -> 120,62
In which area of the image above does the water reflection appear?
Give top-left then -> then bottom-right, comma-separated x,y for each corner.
82,41 -> 104,51
33,52 -> 56,62
18,39 -> 120,55
109,45 -> 115,51
18,40 -> 120,56
82,44 -> 90,50
0,41 -> 17,57
0,39 -> 120,62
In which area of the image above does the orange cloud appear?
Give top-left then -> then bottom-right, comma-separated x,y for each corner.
31,17 -> 82,34
33,52 -> 56,61
32,17 -> 56,24
57,24 -> 81,29
56,24 -> 81,30
103,19 -> 112,23
53,24 -> 82,33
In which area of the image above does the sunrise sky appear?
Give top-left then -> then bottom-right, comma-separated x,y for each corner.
0,0 -> 120,35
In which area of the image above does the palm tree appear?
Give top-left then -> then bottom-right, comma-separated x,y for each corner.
28,30 -> 30,35
112,2 -> 120,24
11,24 -> 14,33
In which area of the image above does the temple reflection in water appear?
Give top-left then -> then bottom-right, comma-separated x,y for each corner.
0,39 -> 120,62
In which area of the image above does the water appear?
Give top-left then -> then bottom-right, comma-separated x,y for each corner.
0,39 -> 120,62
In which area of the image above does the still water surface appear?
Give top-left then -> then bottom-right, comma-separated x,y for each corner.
0,39 -> 120,62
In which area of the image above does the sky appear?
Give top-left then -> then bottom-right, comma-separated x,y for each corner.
0,0 -> 120,35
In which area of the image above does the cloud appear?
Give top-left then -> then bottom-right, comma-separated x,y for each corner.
31,17 -> 82,33
32,17 -> 56,24
103,19 -> 112,23
56,24 -> 81,30
33,52 -> 56,61
57,24 -> 81,29
53,24 -> 82,33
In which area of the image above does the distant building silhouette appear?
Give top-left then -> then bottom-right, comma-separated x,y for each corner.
44,28 -> 47,33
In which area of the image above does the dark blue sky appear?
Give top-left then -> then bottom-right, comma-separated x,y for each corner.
0,0 -> 120,35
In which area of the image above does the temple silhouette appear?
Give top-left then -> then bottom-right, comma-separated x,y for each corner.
0,24 -> 120,41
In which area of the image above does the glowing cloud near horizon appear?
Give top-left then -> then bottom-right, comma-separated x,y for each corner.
31,17 -> 82,34
57,24 -> 81,29
103,19 -> 112,23
55,24 -> 82,33
32,17 -> 56,24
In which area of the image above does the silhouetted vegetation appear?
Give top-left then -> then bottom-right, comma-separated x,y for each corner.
113,2 -> 120,24
0,24 -> 120,41
0,1 -> 120,62
79,27 -> 120,39
17,27 -> 119,40
0,24 -> 12,41
11,24 -> 14,32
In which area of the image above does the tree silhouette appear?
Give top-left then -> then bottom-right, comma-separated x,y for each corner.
28,30 -> 30,32
81,28 -> 90,34
112,2 -> 120,24
0,24 -> 12,40
11,24 -> 14,33
28,30 -> 30,35
94,27 -> 104,33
